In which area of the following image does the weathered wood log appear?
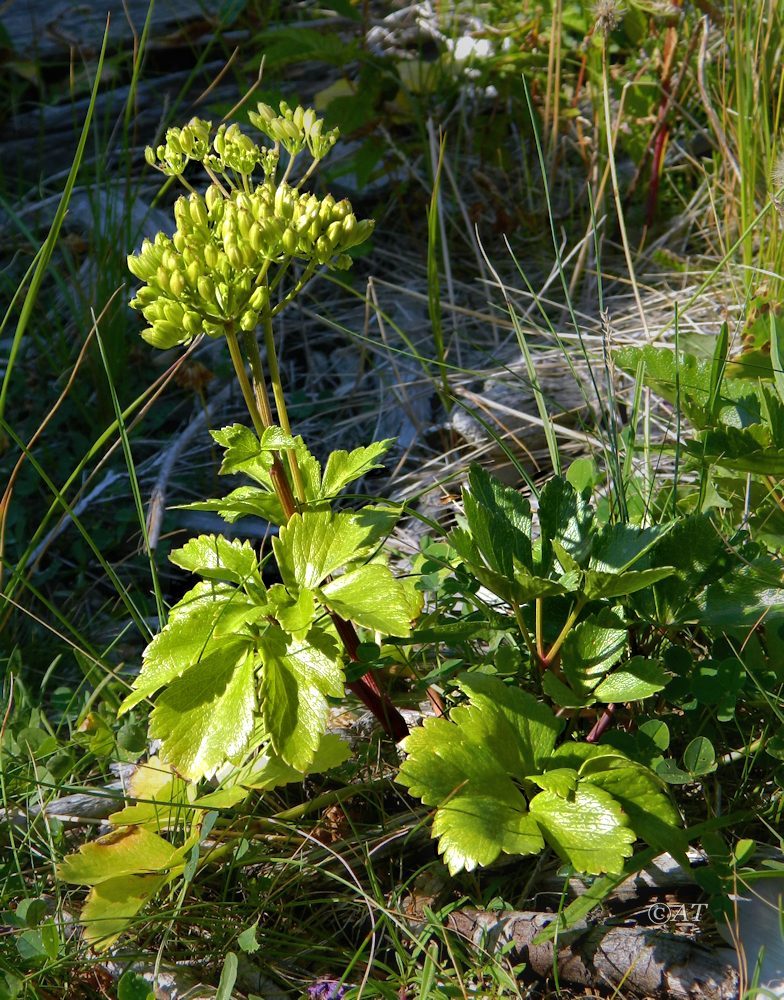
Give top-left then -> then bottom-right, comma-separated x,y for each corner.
444,907 -> 740,999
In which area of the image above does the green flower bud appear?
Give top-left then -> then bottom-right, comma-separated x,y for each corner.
183,311 -> 202,334
249,286 -> 268,311
144,146 -> 157,168
316,235 -> 332,260
198,275 -> 216,303
203,321 -> 224,338
143,322 -> 185,350
186,261 -> 201,286
333,253 -> 352,270
189,194 -> 209,228
249,222 -> 263,252
225,242 -> 244,268
282,228 -> 298,254
156,266 -> 170,292
239,308 -> 258,331
164,301 -> 184,324
173,231 -> 187,253
206,185 -> 222,214
326,221 -> 343,246
169,271 -> 185,297
128,252 -> 153,282
132,286 -> 157,307
204,245 -> 219,269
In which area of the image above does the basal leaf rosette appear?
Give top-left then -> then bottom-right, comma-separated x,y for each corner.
398,674 -> 681,876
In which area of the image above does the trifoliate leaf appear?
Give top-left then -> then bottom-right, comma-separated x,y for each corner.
81,874 -> 167,950
593,657 -> 668,702
58,827 -> 183,885
398,674 -> 560,873
258,625 -> 344,771
560,614 -> 627,697
319,563 -> 422,636
529,784 -> 636,874
538,477 -> 593,572
319,440 -> 393,499
273,511 -> 378,590
169,535 -> 261,588
119,582 -> 254,714
450,528 -> 565,604
460,465 -> 533,576
149,648 -> 257,780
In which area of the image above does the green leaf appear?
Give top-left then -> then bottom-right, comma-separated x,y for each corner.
149,648 -> 257,780
593,657 -> 668,702
687,425 -> 784,475
230,733 -> 351,791
273,511 -> 377,590
456,673 -> 563,773
108,756 -> 193,830
699,559 -> 784,626
212,424 -> 274,483
589,523 -> 666,573
529,768 -> 579,796
169,535 -> 262,588
179,486 -> 284,525
541,671 -> 593,708
319,563 -> 423,636
119,582 -> 254,713
267,584 -> 316,637
398,675 -> 560,873
58,827 -> 183,885
460,466 -> 533,575
584,764 -> 682,853
560,614 -> 627,697
529,784 -> 636,874
319,440 -> 393,499
629,514 -> 727,625
683,737 -> 716,776
258,625 -> 344,771
117,971 -> 155,1000
582,566 -> 676,601
237,920 -> 260,954
216,953 -> 238,1000
538,477 -> 593,571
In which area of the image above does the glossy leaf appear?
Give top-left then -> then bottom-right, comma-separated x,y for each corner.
560,614 -> 627,697
169,535 -> 261,588
319,563 -> 422,636
58,827 -> 182,885
258,625 -> 344,771
593,657 -> 669,702
149,649 -> 257,780
319,440 -> 393,499
273,511 -> 377,590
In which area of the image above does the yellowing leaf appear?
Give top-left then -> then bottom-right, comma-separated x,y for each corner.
81,874 -> 166,950
57,827 -> 182,885
319,563 -> 422,636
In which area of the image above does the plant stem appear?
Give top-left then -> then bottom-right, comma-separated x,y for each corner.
225,321 -> 296,520
535,598 -> 545,663
257,307 -> 307,503
543,599 -> 585,666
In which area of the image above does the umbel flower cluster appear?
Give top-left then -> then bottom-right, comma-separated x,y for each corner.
128,103 -> 373,349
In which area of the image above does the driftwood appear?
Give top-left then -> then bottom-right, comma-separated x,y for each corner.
443,907 -> 740,999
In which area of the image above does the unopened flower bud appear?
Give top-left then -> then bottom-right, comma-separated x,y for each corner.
239,309 -> 258,331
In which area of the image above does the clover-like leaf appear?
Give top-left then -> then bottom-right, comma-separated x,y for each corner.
258,625 -> 344,771
592,657 -> 668,702
149,648 -> 257,780
528,784 -> 636,874
319,563 -> 422,636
